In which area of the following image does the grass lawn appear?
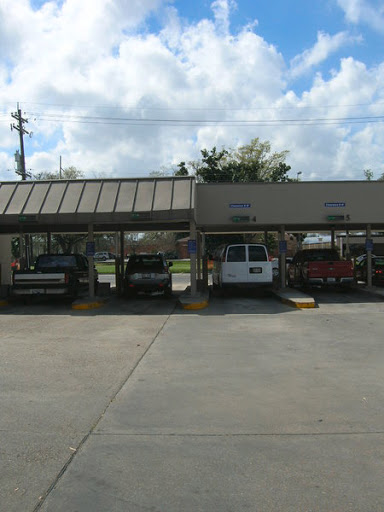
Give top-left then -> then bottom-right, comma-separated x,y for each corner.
95,260 -> 192,274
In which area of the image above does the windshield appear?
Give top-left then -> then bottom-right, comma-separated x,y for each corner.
36,255 -> 78,269
304,250 -> 340,262
126,255 -> 165,273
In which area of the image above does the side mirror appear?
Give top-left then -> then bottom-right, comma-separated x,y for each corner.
168,261 -> 173,267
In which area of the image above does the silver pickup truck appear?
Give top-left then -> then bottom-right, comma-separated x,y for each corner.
12,253 -> 98,299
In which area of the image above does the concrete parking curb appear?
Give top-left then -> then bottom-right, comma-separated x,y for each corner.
178,288 -> 209,310
71,297 -> 106,310
181,299 -> 209,310
281,297 -> 316,309
272,289 -> 316,309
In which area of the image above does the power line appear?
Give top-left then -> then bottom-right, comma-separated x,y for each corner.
6,99 -> 384,111
27,111 -> 384,127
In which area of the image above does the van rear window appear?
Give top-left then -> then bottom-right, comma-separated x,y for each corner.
248,246 -> 267,262
227,246 -> 246,262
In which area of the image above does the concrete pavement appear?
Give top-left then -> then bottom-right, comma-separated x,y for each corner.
36,291 -> 384,512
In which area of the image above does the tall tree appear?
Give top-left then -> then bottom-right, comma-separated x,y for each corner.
33,165 -> 84,180
178,138 -> 293,183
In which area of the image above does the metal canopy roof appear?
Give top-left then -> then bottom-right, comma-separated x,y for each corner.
0,177 -> 195,234
1,178 -> 383,235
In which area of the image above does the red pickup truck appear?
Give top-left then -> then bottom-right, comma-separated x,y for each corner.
287,249 -> 355,288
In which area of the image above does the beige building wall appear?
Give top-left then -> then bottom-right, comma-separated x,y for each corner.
196,181 -> 384,230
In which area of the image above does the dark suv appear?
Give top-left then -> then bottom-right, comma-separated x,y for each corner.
123,253 -> 173,297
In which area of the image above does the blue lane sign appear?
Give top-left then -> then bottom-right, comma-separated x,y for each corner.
229,203 -> 251,208
86,242 -> 95,257
325,202 -> 346,207
188,239 -> 197,254
365,239 -> 374,251
279,241 -> 287,254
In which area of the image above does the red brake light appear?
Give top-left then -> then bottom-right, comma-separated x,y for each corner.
65,273 -> 69,284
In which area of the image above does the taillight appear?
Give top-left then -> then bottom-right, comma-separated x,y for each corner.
65,273 -> 69,284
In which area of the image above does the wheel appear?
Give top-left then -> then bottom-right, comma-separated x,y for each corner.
164,285 -> 172,298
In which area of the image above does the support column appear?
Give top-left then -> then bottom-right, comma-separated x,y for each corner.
201,232 -> 209,292
331,228 -> 335,249
115,232 -> 120,295
345,230 -> 350,260
119,230 -> 125,295
197,231 -> 202,281
366,224 -> 372,287
19,230 -> 25,270
279,226 -> 286,289
190,220 -> 197,296
46,232 -> 51,253
88,224 -> 95,298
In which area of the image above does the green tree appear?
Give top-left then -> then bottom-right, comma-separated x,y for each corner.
364,169 -> 374,181
174,162 -> 189,176
34,165 -> 84,180
179,138 -> 292,183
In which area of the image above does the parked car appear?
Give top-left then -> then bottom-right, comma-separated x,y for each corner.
12,253 -> 98,299
211,244 -> 273,290
94,251 -> 116,261
287,248 -> 354,288
123,253 -> 173,297
355,253 -> 377,265
355,256 -> 384,285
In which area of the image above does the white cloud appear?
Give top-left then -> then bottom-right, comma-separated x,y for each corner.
290,31 -> 362,78
337,0 -> 384,32
1,0 -> 384,182
211,0 -> 237,35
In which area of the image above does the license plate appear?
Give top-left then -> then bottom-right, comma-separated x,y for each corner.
142,274 -> 151,279
328,277 -> 336,283
250,267 -> 262,273
31,289 -> 43,294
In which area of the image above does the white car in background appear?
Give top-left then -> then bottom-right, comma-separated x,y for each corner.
94,252 -> 116,261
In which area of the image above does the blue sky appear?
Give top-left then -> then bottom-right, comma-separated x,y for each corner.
1,0 -> 384,181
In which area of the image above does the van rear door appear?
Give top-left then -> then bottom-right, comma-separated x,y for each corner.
247,245 -> 272,284
222,245 -> 248,284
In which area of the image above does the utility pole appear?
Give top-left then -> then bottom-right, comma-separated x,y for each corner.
11,104 -> 31,180
11,104 -> 32,268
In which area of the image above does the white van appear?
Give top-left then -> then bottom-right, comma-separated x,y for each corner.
212,244 -> 273,290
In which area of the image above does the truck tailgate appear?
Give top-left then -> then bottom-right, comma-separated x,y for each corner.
13,272 -> 66,285
308,261 -> 354,278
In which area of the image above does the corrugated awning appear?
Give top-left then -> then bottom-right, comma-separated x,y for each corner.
0,177 -> 195,233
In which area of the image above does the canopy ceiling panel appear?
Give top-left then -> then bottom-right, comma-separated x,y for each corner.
0,183 -> 16,214
41,182 -> 67,214
23,183 -> 50,214
0,177 -> 195,233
